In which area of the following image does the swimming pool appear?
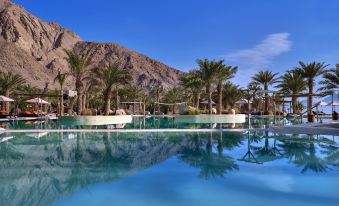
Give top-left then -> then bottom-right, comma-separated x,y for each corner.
0,131 -> 337,206
0,116 -> 303,130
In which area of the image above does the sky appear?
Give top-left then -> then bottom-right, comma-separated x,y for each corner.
13,0 -> 339,86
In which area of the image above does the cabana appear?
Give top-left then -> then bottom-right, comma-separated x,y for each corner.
200,100 -> 216,114
153,102 -> 187,115
25,98 -> 50,116
0,95 -> 15,118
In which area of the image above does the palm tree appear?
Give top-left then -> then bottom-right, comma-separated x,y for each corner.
276,70 -> 307,114
0,71 -> 26,112
65,49 -> 93,115
216,65 -> 237,114
222,82 -> 242,109
252,70 -> 279,114
197,59 -> 223,114
319,64 -> 339,93
91,62 -> 132,115
123,85 -> 144,114
179,70 -> 204,108
164,86 -> 181,114
247,81 -> 263,112
295,61 -> 328,120
54,71 -> 68,116
151,86 -> 163,114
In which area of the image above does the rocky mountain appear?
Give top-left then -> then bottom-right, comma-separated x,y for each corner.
0,0 -> 182,90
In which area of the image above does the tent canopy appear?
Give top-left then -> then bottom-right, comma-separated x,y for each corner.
200,100 -> 216,105
235,99 -> 252,104
322,93 -> 339,106
26,98 -> 50,104
0,95 -> 15,102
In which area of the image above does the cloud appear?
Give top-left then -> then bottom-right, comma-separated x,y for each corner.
225,33 -> 292,67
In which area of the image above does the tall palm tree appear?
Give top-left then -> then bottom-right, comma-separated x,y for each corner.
222,82 -> 242,109
151,86 -> 163,114
276,70 -> 307,114
179,70 -> 204,108
65,49 -> 92,115
216,65 -> 237,114
248,81 -> 263,111
54,71 -> 68,116
91,62 -> 132,115
295,61 -> 328,119
164,86 -> 181,114
124,85 -> 144,114
0,71 -> 26,112
252,70 -> 279,114
197,59 -> 223,114
319,64 -> 339,93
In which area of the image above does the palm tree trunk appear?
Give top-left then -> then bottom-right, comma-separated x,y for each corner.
207,84 -> 213,114
308,80 -> 313,115
291,95 -> 297,114
77,92 -> 83,115
264,84 -> 268,114
60,89 -> 64,116
157,91 -> 160,113
82,94 -> 86,110
104,92 -> 112,116
217,81 -> 222,115
115,86 -> 120,111
195,93 -> 200,109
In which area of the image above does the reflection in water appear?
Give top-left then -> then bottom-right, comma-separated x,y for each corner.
0,131 -> 337,206
2,116 -> 304,130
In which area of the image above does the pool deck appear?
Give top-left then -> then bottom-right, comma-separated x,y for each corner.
270,121 -> 339,136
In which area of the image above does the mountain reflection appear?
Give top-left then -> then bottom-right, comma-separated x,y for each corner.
0,131 -> 337,206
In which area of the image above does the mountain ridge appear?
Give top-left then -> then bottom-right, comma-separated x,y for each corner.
0,0 -> 182,91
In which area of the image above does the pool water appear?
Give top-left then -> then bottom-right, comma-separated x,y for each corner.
0,116 -> 303,130
0,131 -> 337,206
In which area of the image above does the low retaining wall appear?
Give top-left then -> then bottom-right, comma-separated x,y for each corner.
60,115 -> 133,126
174,114 -> 246,124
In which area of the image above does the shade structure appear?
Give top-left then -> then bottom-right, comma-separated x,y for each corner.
322,94 -> 339,106
26,98 -> 49,104
328,102 -> 339,106
235,99 -> 252,104
200,100 -> 216,105
0,95 -> 15,102
318,100 -> 329,106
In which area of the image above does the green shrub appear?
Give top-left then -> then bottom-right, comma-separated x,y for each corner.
81,109 -> 93,116
187,106 -> 200,115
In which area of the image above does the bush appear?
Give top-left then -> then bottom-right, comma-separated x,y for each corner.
81,109 -> 93,116
187,106 -> 200,115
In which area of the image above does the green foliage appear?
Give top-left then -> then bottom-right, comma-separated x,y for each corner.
81,109 -> 93,116
197,59 -> 224,89
54,71 -> 68,90
187,106 -> 200,115
164,86 -> 182,103
319,64 -> 339,93
0,71 -> 26,95
276,70 -> 307,94
296,61 -> 328,80
91,61 -> 132,115
252,70 -> 279,88
223,82 -> 242,107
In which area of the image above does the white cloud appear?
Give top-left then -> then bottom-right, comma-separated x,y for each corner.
225,33 -> 292,67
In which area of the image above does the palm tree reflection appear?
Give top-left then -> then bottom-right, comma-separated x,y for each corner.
278,134 -> 333,173
179,132 -> 239,179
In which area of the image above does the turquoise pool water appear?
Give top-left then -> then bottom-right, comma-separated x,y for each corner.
0,131 -> 337,206
0,116 -> 303,130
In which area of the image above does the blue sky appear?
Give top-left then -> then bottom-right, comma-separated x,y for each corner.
13,0 -> 339,86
